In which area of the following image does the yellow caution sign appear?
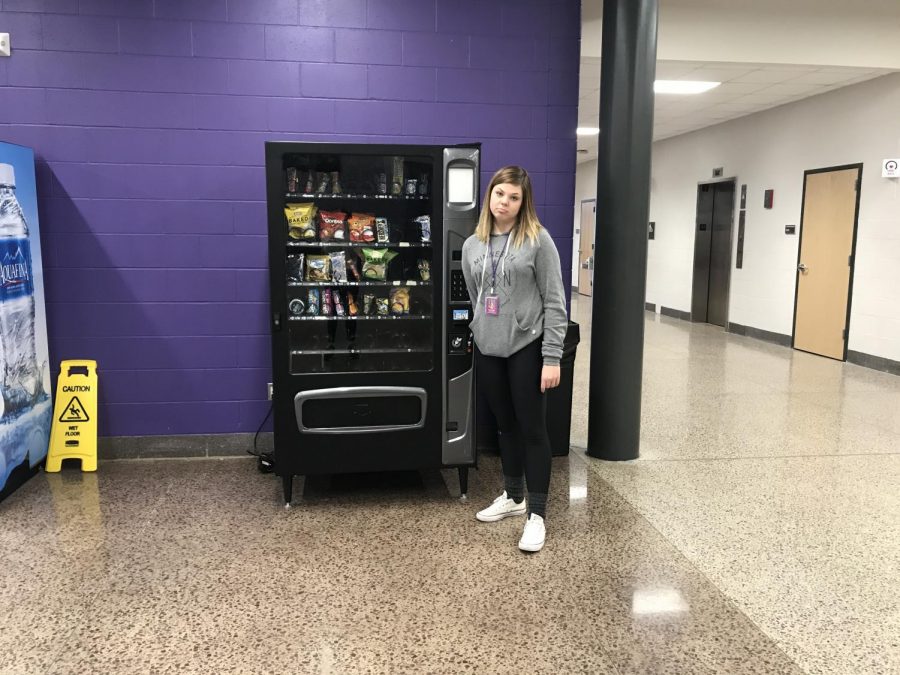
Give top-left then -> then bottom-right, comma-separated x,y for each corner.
46,360 -> 98,473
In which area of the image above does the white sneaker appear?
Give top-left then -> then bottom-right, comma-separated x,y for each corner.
518,514 -> 545,552
475,491 -> 527,522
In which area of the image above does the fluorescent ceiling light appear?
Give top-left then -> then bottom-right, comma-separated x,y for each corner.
576,127 -> 600,136
654,80 -> 720,94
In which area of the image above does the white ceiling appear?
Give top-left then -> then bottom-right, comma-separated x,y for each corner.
577,60 -> 890,158
577,0 -> 900,161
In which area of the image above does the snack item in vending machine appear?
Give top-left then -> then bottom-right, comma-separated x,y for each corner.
347,292 -> 359,316
330,251 -> 347,283
288,298 -> 305,316
363,293 -> 375,316
404,178 -> 418,196
389,287 -> 410,315
348,213 -> 376,242
346,256 -> 361,281
286,253 -> 305,282
333,290 -> 346,317
331,171 -> 342,195
376,173 -> 388,195
360,248 -> 398,281
418,173 -> 429,197
415,215 -> 431,242
417,259 -> 431,282
322,288 -> 334,316
315,171 -> 330,194
286,167 -> 299,193
306,289 -> 320,315
305,254 -> 332,282
391,157 -> 404,196
375,217 -> 390,243
317,210 -> 347,241
376,297 -> 389,316
284,202 -> 317,240
303,171 -> 315,194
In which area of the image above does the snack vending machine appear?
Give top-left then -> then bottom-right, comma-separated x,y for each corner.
265,142 -> 480,505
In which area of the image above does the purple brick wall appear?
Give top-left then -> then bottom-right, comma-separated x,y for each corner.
0,0 -> 580,437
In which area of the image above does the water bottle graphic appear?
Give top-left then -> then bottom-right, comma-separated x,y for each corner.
0,163 -> 42,419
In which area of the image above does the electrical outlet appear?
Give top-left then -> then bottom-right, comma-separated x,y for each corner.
0,34 -> 10,57
267,382 -> 273,400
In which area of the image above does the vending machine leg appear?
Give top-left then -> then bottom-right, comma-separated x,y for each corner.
282,474 -> 293,508
458,467 -> 469,502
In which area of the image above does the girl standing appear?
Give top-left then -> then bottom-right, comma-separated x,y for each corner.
461,166 -> 568,552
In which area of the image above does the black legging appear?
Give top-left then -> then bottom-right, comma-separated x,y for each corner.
475,338 -> 551,498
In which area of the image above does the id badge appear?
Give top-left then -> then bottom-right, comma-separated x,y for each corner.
484,294 -> 500,316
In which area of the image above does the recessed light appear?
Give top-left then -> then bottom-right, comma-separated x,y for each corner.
654,80 -> 720,94
576,127 -> 600,136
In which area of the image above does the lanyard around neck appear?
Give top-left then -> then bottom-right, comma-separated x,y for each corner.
479,233 -> 511,303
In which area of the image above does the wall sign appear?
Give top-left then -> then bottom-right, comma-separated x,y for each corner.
883,159 -> 899,178
763,189 -> 774,209
713,167 -> 724,177
648,221 -> 655,240
785,224 -> 796,235
736,211 -> 745,269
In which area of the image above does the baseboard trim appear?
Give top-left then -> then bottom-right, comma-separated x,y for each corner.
659,305 -> 691,321
98,432 -> 273,460
644,302 -> 656,312
727,322 -> 792,347
847,350 -> 900,376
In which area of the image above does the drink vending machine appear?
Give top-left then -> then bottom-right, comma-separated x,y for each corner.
265,142 -> 481,505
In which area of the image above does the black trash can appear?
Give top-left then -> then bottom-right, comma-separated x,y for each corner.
546,321 -> 579,456
475,321 -> 580,457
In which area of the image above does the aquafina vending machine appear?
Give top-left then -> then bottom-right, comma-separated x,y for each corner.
0,142 -> 52,503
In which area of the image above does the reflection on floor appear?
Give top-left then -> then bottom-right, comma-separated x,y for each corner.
0,297 -> 896,674
570,295 -> 900,675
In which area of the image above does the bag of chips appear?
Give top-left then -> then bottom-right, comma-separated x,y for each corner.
348,213 -> 376,243
417,259 -> 430,282
286,253 -> 305,283
305,254 -> 331,282
315,171 -> 330,194
415,215 -> 431,242
306,289 -> 320,316
375,217 -> 390,243
376,297 -> 389,316
318,210 -> 347,242
330,251 -> 347,283
285,203 -> 317,240
347,292 -> 359,316
389,287 -> 410,315
360,248 -> 399,281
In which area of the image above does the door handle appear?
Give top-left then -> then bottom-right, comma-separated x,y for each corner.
798,263 -> 809,273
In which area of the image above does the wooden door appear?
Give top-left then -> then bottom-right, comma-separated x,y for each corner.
793,166 -> 860,360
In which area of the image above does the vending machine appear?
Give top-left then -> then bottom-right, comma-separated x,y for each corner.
0,142 -> 52,503
265,142 -> 480,505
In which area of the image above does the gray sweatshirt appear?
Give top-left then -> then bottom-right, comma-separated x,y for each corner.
461,227 -> 568,365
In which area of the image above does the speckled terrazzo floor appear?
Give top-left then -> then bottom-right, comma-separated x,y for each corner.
2,456 -> 804,675
1,300 -> 897,675
569,297 -> 900,675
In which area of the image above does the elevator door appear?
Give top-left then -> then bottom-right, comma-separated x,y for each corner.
691,180 -> 735,326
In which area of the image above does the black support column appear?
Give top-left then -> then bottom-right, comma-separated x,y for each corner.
587,0 -> 658,461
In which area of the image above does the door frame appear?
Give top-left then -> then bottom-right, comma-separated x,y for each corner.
690,176 -> 737,328
576,198 -> 596,296
790,163 -> 863,361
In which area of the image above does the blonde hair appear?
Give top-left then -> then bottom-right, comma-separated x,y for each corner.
475,166 -> 543,248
